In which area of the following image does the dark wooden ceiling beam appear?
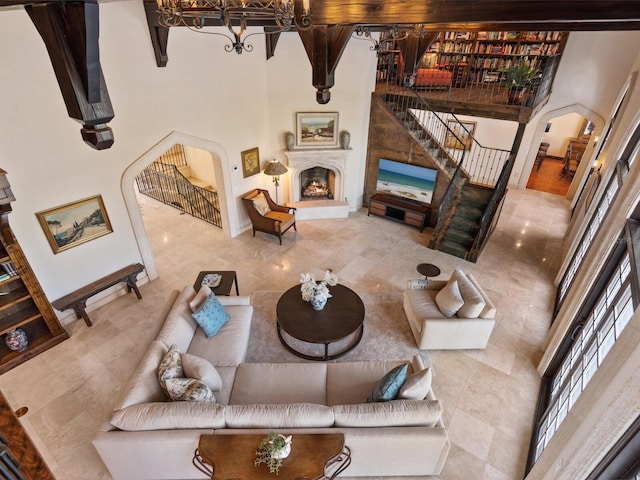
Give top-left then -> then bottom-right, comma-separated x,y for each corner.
310,0 -> 640,27
298,25 -> 354,104
25,1 -> 114,149
396,32 -> 439,82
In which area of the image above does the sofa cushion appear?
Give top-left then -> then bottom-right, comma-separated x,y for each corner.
188,304 -> 253,367
182,353 -> 222,391
252,192 -> 271,216
165,377 -> 216,403
110,402 -> 225,431
333,400 -> 442,427
367,363 -> 409,403
229,363 -> 327,405
326,360 -> 414,406
156,286 -> 198,352
265,211 -> 295,231
435,279 -> 464,317
189,285 -> 212,312
158,344 -> 184,396
114,340 -> 168,410
467,273 -> 497,318
225,403 -> 334,428
451,269 -> 486,318
397,367 -> 432,400
191,293 -> 230,338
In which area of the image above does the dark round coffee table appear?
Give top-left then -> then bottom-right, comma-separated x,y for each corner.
276,284 -> 365,361
417,263 -> 441,279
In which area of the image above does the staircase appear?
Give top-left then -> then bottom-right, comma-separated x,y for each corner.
438,185 -> 493,260
135,145 -> 223,228
380,87 -> 513,262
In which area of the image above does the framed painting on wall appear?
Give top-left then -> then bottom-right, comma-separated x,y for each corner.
444,120 -> 476,150
241,147 -> 260,178
35,195 -> 113,254
296,112 -> 339,148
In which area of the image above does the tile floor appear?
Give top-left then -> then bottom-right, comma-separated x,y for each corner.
0,187 -> 570,480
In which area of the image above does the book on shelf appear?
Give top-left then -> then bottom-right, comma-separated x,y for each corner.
0,273 -> 10,282
0,261 -> 17,277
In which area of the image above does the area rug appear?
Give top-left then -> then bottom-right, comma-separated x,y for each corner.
245,290 -> 430,367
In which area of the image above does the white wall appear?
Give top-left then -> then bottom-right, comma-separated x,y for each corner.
0,1 -> 378,309
184,146 -> 217,188
264,31 -> 377,208
543,112 -> 584,157
509,31 -> 640,188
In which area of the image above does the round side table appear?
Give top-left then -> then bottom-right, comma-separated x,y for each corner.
417,263 -> 441,279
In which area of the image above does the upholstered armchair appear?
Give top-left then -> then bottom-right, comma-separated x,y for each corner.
402,269 -> 496,350
241,189 -> 296,245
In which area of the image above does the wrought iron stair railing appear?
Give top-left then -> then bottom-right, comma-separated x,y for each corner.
381,84 -> 514,260
136,160 -> 222,228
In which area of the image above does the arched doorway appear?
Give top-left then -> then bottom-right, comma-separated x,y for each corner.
519,104 -> 604,201
121,131 -> 233,280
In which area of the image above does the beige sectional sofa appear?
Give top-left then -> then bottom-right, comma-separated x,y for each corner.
93,286 -> 450,479
403,269 -> 497,350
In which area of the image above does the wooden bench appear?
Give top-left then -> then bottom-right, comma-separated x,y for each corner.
52,263 -> 145,327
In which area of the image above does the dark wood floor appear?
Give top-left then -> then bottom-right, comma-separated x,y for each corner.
526,156 -> 572,196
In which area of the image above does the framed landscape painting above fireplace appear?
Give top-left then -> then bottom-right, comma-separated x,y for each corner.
296,112 -> 338,148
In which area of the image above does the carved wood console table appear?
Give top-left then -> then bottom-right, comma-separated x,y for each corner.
195,433 -> 350,480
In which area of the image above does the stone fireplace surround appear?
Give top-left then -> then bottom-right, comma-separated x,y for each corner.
284,149 -> 350,220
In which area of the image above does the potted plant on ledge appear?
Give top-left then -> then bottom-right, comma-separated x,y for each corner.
500,63 -> 540,105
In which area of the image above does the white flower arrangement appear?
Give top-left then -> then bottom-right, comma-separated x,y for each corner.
300,269 -> 339,302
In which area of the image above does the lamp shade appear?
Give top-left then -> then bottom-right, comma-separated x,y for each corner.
264,160 -> 288,176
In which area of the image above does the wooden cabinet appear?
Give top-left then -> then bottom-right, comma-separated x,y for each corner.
368,193 -> 431,232
424,30 -> 567,86
0,231 -> 68,374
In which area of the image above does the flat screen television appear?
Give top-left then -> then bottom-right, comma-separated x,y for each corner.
376,158 -> 437,204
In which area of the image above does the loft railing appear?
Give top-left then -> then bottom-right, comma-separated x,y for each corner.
378,51 -> 558,109
136,161 -> 222,228
383,83 -> 511,187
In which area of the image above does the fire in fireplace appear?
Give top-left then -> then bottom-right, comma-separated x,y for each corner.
300,166 -> 335,200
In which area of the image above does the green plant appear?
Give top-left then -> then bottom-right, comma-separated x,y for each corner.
254,432 -> 288,474
500,63 -> 541,89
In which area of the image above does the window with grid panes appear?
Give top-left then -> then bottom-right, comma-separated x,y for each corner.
557,173 -> 620,304
534,245 -> 635,462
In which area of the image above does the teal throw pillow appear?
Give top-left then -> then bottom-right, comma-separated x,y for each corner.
367,363 -> 409,402
191,292 -> 230,338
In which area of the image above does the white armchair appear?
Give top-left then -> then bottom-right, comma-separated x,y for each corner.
402,269 -> 496,350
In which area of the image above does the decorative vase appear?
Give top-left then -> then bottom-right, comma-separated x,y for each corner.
339,130 -> 351,149
310,291 -> 328,311
272,434 -> 292,459
5,328 -> 28,352
285,132 -> 295,151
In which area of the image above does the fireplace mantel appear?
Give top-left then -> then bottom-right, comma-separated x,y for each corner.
284,149 -> 350,220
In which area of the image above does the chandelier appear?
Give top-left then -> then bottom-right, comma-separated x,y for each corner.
156,0 -> 312,54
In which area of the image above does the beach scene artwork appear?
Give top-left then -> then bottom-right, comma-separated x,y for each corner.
296,112 -> 338,148
376,159 -> 437,203
36,195 -> 113,254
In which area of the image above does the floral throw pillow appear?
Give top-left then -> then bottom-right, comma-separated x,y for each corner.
191,293 -> 230,338
252,192 -> 271,216
158,344 -> 184,395
165,377 -> 216,403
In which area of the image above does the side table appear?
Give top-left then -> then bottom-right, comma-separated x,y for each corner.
193,271 -> 239,296
195,433 -> 350,480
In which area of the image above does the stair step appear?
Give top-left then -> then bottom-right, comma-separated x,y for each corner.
443,227 -> 475,248
455,205 -> 484,221
462,187 -> 493,204
438,239 -> 468,259
449,215 -> 480,232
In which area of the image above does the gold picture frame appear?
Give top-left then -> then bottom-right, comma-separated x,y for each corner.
241,147 -> 260,178
296,112 -> 339,148
444,120 -> 476,150
35,195 -> 113,254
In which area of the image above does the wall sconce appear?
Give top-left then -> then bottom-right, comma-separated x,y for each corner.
264,159 -> 288,203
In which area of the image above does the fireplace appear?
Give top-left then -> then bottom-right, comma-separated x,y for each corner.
300,167 -> 335,200
284,149 -> 350,220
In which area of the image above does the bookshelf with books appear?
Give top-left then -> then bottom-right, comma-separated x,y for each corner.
425,30 -> 566,86
0,229 -> 68,374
